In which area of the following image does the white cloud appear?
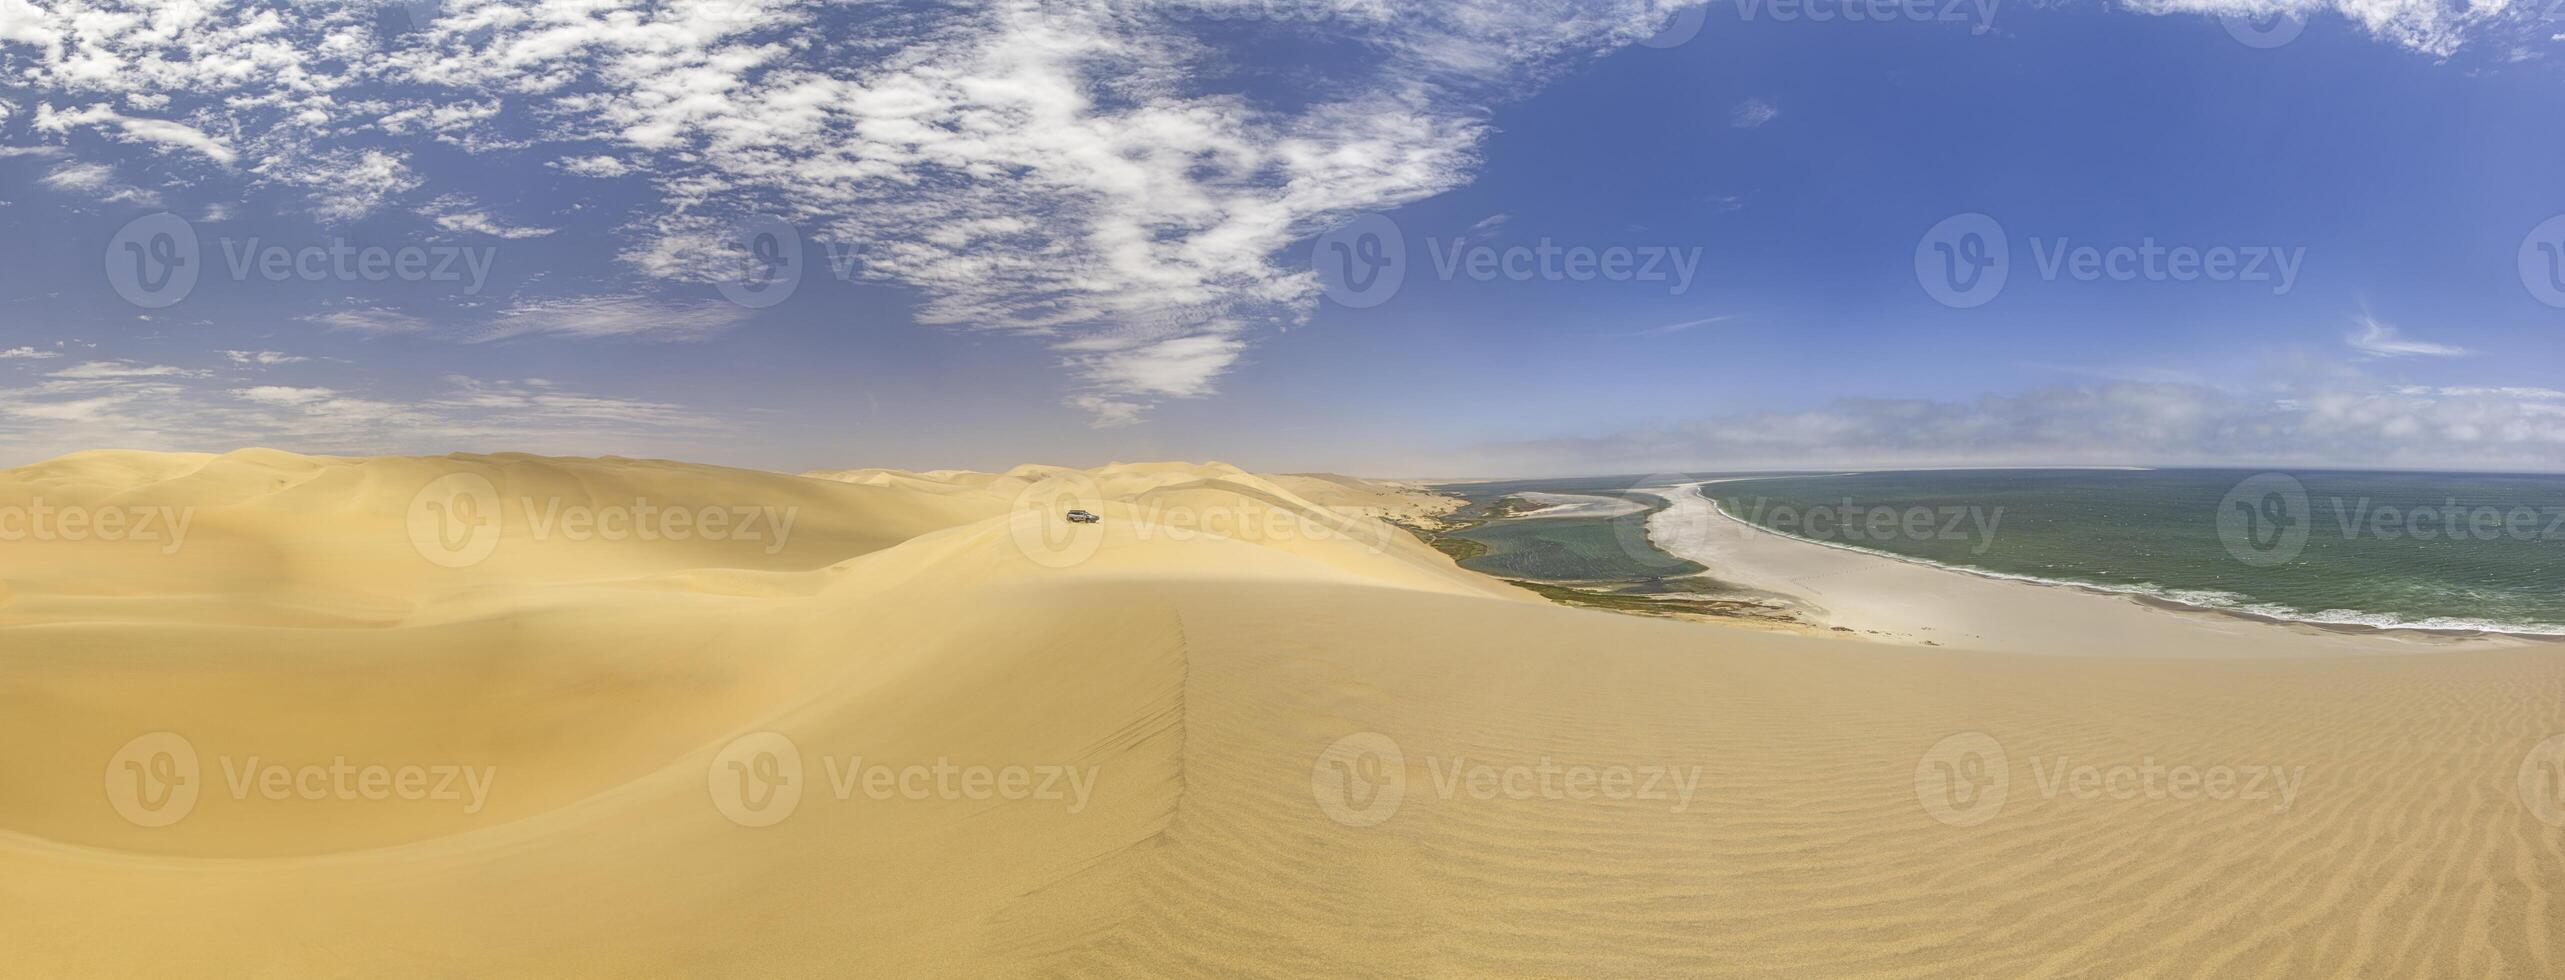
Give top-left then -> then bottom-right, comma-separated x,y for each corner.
1730,99 -> 1779,128
484,295 -> 749,342
301,309 -> 430,334
2347,313 -> 2469,357
2114,0 -> 2524,56
0,346 -> 60,360
1445,373 -> 2565,475
32,103 -> 236,165
553,156 -> 632,178
221,350 -> 312,366
0,0 -> 2534,427
47,361 -> 204,380
421,196 -> 558,239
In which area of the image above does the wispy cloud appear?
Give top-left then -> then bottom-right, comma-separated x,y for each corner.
221,350 -> 313,366
48,361 -> 205,380
301,309 -> 430,335
2347,313 -> 2469,358
482,296 -> 749,343
1730,99 -> 1780,128
1447,374 -> 2565,476
1626,315 -> 1736,338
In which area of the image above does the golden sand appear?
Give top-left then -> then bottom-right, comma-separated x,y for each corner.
3,450 -> 2562,976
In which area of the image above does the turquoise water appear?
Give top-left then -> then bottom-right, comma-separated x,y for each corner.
1439,477 -> 1704,584
1711,469 -> 2565,635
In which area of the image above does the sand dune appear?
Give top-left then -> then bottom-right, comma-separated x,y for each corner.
4,451 -> 2563,976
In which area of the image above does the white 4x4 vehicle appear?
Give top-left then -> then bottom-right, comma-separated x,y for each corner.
1064,509 -> 1101,524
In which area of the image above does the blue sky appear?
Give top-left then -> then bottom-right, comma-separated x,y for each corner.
2,0 -> 2562,475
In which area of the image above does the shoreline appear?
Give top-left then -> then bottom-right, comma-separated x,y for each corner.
1642,482 -> 2541,657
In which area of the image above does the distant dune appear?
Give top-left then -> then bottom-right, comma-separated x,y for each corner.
4,451 -> 2563,976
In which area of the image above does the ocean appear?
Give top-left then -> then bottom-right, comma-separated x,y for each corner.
1707,469 -> 2565,636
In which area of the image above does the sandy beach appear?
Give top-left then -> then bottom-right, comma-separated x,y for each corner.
4,452 -> 2563,977
1645,481 -> 2537,658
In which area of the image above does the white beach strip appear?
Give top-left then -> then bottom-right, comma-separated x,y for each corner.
1504,491 -> 1650,520
1641,482 -> 2516,658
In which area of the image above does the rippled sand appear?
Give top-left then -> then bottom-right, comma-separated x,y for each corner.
4,451 -> 2562,976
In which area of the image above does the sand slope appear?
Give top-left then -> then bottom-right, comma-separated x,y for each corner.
3,451 -> 2562,976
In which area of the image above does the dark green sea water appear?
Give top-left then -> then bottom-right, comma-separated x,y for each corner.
1711,469 -> 2565,635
